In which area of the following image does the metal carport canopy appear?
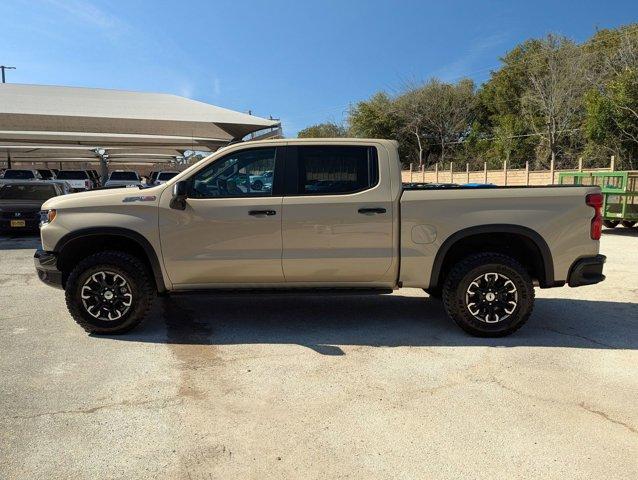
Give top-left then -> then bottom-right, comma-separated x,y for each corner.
0,83 -> 279,150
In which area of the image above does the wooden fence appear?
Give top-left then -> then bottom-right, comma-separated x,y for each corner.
402,157 -> 618,186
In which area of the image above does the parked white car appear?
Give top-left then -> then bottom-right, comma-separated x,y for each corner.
104,170 -> 142,188
249,170 -> 274,191
153,171 -> 179,185
55,170 -> 94,192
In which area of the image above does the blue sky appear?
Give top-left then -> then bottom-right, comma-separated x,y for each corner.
1,0 -> 636,135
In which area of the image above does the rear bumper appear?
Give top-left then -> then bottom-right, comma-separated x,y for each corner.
568,254 -> 606,287
34,249 -> 63,289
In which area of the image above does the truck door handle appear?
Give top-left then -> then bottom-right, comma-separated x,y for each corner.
358,207 -> 386,215
249,210 -> 277,216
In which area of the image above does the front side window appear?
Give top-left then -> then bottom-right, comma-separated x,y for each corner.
296,146 -> 378,195
189,147 -> 277,198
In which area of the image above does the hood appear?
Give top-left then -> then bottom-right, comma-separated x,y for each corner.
42,184 -> 166,210
0,199 -> 44,211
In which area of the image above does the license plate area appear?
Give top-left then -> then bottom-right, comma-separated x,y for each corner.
10,220 -> 26,227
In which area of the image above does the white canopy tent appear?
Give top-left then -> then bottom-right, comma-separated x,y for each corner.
0,84 -> 281,176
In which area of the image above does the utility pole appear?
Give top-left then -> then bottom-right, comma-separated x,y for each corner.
0,66 -> 16,83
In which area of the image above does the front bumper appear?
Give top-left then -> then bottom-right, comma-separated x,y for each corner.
34,249 -> 63,289
568,254 -> 606,287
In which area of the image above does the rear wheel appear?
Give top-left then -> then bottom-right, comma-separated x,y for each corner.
621,220 -> 636,228
65,251 -> 154,334
442,253 -> 534,337
603,220 -> 619,228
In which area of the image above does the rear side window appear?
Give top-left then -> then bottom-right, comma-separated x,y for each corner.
109,171 -> 139,181
0,184 -> 57,200
57,171 -> 88,180
295,146 -> 378,195
157,172 -> 178,181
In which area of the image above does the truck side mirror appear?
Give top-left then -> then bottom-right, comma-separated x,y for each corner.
170,180 -> 188,210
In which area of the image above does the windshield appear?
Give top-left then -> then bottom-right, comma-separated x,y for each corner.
3,170 -> 35,179
37,170 -> 54,179
109,171 -> 139,181
0,184 -> 57,201
57,171 -> 88,180
157,172 -> 178,181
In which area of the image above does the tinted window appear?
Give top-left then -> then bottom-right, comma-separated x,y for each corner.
109,171 -> 139,181
57,171 -> 88,180
190,147 -> 277,198
157,172 -> 178,181
0,184 -> 57,200
37,169 -> 54,179
3,170 -> 35,179
296,146 -> 378,195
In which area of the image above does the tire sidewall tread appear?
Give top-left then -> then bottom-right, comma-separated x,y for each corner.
442,252 -> 535,337
65,250 -> 154,334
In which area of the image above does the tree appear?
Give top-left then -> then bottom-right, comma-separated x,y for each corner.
521,35 -> 588,168
297,122 -> 348,138
473,40 -> 544,166
584,25 -> 638,168
395,79 -> 475,166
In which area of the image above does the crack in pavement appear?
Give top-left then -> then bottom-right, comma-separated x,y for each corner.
578,402 -> 638,434
6,396 -> 183,420
536,325 -> 620,349
476,374 -> 637,436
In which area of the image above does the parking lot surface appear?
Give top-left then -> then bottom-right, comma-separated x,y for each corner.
1,230 -> 637,479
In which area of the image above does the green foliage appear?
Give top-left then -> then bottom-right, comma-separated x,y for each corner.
297,122 -> 348,138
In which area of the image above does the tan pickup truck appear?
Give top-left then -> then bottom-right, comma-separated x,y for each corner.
34,139 -> 606,337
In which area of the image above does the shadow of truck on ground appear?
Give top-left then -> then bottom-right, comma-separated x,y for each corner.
106,293 -> 637,355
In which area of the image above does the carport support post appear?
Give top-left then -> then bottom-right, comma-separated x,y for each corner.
99,155 -> 108,184
6,150 -> 11,169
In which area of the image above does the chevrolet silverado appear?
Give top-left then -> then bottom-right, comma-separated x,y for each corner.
34,139 -> 606,337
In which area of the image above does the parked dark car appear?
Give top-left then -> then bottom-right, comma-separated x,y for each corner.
0,182 -> 64,233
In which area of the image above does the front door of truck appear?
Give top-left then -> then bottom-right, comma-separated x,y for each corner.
281,145 -> 394,283
158,146 -> 285,287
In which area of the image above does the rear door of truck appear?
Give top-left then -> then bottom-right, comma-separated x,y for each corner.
281,144 -> 395,283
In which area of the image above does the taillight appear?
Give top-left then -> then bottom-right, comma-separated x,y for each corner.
586,193 -> 603,240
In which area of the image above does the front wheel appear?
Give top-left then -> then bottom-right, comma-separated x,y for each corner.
65,251 -> 154,334
621,220 -> 636,228
442,253 -> 535,337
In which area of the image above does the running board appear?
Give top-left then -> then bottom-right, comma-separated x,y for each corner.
169,287 -> 395,297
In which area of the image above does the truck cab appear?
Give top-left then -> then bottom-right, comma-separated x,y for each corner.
34,139 -> 605,337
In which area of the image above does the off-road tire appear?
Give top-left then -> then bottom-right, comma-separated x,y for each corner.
442,252 -> 535,337
423,287 -> 442,299
603,220 -> 619,228
65,251 -> 154,334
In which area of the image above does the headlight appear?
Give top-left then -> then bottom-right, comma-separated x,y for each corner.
40,209 -> 57,226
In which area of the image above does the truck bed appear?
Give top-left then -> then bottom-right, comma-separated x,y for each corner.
398,184 -> 601,288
